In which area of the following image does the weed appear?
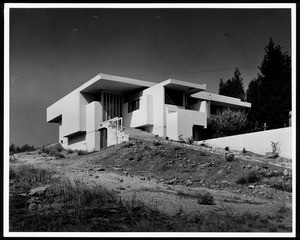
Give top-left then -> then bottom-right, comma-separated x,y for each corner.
270,182 -> 292,193
42,143 -> 65,158
199,151 -> 207,156
236,171 -> 261,184
178,135 -> 185,143
197,192 -> 215,205
242,147 -> 247,154
225,146 -> 229,151
247,171 -> 260,183
77,150 -> 89,156
67,149 -> 74,154
186,137 -> 194,145
271,141 -> 280,158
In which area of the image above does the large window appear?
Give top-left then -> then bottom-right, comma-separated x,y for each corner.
165,88 -> 184,106
128,98 -> 140,113
103,92 -> 123,121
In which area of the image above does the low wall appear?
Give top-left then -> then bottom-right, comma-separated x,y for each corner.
197,127 -> 292,159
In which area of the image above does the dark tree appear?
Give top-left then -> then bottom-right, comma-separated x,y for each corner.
219,68 -> 245,100
246,38 -> 291,130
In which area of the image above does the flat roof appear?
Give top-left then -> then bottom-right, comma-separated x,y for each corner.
79,73 -> 156,93
192,91 -> 251,108
161,79 -> 206,94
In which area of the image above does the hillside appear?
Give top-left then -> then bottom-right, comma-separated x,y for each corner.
9,138 -> 293,232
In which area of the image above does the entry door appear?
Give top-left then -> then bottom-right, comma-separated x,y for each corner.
100,128 -> 107,149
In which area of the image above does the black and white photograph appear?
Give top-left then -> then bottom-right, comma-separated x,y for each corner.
4,3 -> 296,237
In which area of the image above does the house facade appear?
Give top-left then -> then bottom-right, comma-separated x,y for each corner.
47,73 -> 251,151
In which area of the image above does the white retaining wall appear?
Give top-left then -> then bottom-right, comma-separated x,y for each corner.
198,127 -> 292,159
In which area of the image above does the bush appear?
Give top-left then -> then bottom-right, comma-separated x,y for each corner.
10,143 -> 36,154
77,150 -> 89,156
236,171 -> 261,184
42,143 -> 65,158
209,109 -> 248,138
197,192 -> 215,205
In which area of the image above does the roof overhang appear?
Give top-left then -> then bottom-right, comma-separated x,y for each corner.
79,73 -> 156,94
162,79 -> 206,95
193,91 -> 251,108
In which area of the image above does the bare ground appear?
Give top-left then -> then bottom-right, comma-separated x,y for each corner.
10,138 -> 293,232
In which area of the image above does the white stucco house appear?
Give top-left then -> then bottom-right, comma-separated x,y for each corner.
47,73 -> 251,151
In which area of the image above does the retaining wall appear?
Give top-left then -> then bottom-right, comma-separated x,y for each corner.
197,127 -> 292,159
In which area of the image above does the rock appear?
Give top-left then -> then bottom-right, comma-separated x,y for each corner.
113,167 -> 122,171
28,185 -> 49,196
97,168 -> 105,171
20,193 -> 27,197
247,164 -> 252,169
248,185 -> 255,189
233,189 -> 242,193
186,180 -> 193,186
283,169 -> 289,176
217,169 -> 223,174
28,203 -> 37,211
50,174 -> 61,180
221,180 -> 229,184
166,178 -> 177,185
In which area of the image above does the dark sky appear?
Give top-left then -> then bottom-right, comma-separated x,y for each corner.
9,7 -> 291,147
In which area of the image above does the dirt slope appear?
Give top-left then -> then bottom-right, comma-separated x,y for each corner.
11,138 -> 293,232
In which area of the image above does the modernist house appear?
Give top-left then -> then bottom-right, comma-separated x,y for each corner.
47,73 -> 251,151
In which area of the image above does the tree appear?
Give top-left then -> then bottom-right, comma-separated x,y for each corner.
209,108 -> 248,137
219,68 -> 245,101
246,38 -> 291,130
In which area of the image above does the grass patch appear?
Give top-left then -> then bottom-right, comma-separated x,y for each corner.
236,171 -> 261,184
42,143 -> 65,158
270,182 -> 292,193
9,165 -> 180,232
197,192 -> 215,205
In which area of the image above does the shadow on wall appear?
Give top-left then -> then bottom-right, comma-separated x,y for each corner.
68,133 -> 86,145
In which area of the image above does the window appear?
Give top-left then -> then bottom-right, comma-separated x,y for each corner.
211,105 -> 223,115
165,88 -> 184,106
128,98 -> 140,113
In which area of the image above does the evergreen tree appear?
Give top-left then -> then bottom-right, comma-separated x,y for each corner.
246,38 -> 291,129
219,68 -> 245,100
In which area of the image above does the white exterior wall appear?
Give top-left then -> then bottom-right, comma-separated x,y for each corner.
86,101 -> 102,151
123,94 -> 153,128
47,90 -> 83,138
166,105 -> 207,140
199,127 -> 292,159
67,133 -> 87,151
166,111 -> 178,140
143,83 -> 165,136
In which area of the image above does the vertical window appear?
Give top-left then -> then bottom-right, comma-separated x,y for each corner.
128,98 -> 140,113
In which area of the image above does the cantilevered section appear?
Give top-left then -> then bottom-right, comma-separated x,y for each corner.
161,78 -> 206,94
80,73 -> 156,93
193,91 -> 251,108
